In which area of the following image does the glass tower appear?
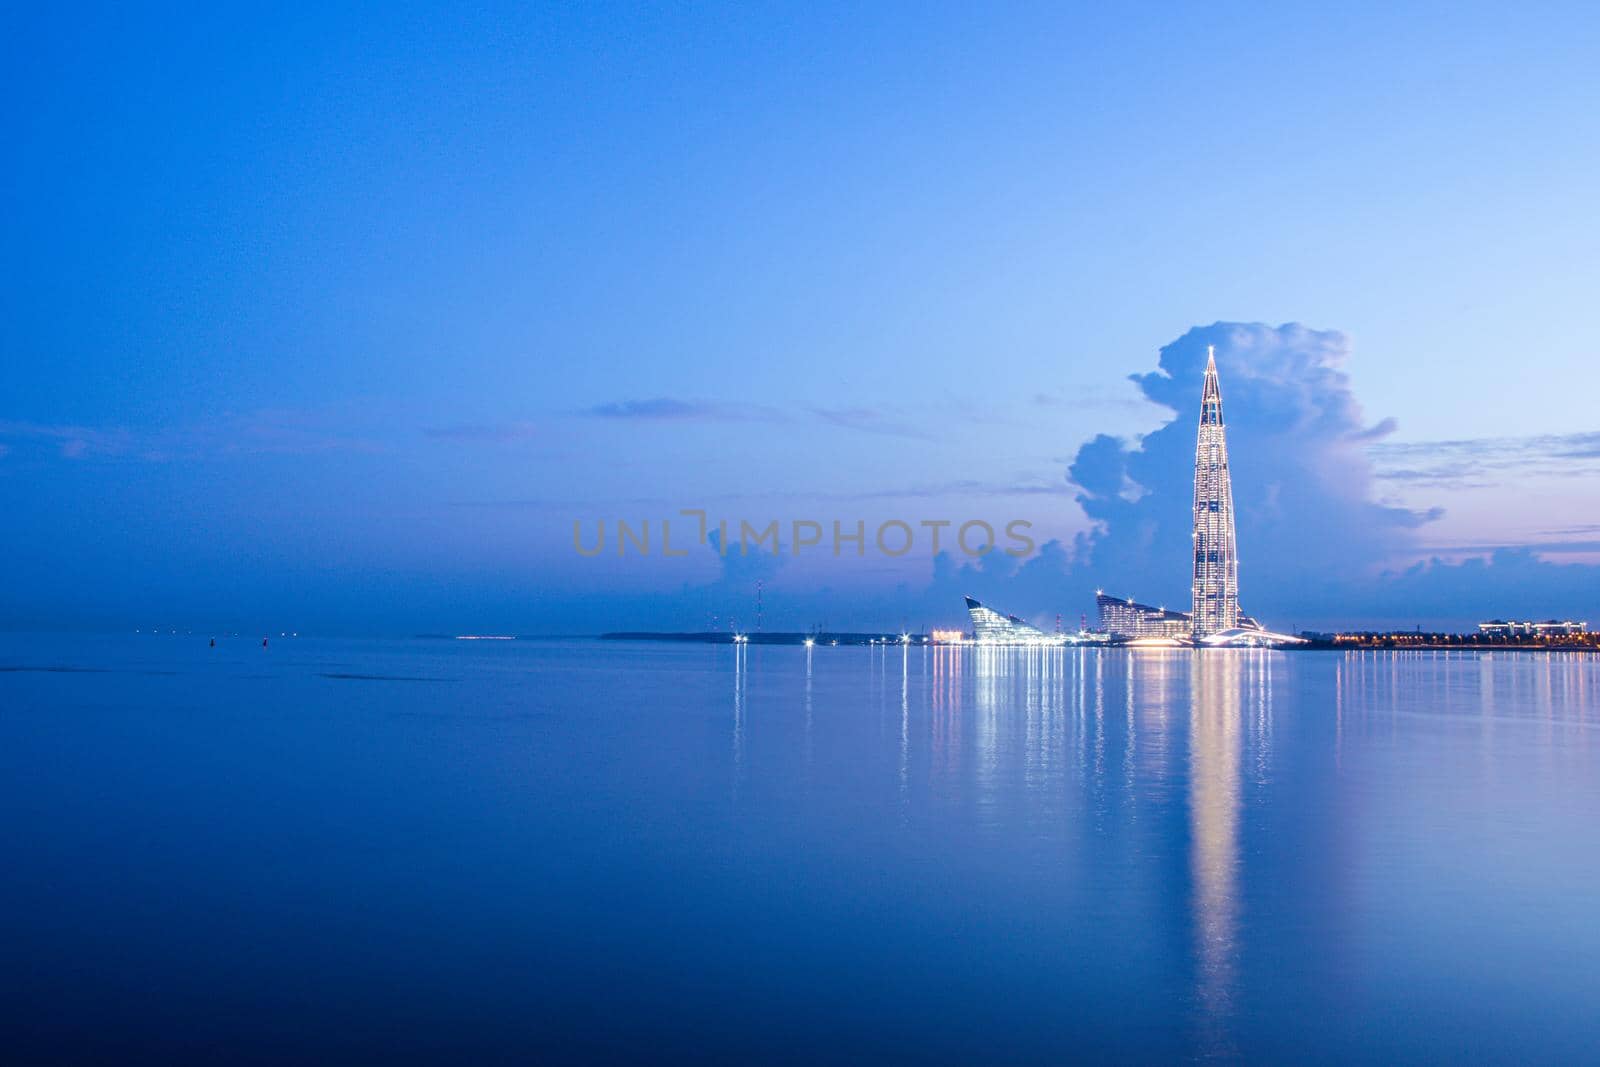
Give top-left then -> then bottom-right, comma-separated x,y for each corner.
1191,346 -> 1239,637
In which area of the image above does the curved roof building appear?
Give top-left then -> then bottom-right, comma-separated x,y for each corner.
964,597 -> 1071,645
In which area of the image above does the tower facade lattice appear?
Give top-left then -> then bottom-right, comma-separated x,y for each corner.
1191,346 -> 1239,637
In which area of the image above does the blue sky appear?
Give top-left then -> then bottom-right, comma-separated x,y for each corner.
3,3 -> 1599,633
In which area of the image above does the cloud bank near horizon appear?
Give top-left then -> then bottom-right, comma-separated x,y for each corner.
906,322 -> 1600,631
8,322 -> 1600,635
1068,322 -> 1437,616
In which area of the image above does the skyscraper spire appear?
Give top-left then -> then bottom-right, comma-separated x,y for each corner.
1192,345 -> 1239,637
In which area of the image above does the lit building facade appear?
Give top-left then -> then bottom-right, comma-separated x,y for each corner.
965,597 -> 1069,645
1097,593 -> 1192,639
1478,619 -> 1589,638
1192,346 -> 1240,638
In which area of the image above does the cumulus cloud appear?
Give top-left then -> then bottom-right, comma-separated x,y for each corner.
1368,549 -> 1600,628
1349,416 -> 1399,442
626,523 -> 792,632
1055,322 -> 1437,622
533,323 -> 1600,632
707,322 -> 1443,631
921,321 -> 1600,630
548,323 -> 1600,632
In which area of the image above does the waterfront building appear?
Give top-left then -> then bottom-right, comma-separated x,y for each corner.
1097,591 -> 1271,639
965,597 -> 1071,645
1097,593 -> 1193,639
966,593 -> 1298,647
1191,346 -> 1240,638
1196,625 -> 1305,648
1477,619 -> 1589,638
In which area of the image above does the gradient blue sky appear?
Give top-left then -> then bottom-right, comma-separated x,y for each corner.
4,2 -> 1598,633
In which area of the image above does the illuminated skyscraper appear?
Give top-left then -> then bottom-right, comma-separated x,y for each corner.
1191,346 -> 1239,637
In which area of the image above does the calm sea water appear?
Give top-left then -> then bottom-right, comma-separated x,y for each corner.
4,635 -> 1599,1063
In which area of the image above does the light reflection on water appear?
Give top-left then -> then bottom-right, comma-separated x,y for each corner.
941,647 -> 1263,1054
6,636 -> 1600,1062
1190,651 -> 1246,1058
723,643 -> 1600,1059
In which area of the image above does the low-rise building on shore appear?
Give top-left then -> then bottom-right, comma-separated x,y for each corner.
1478,619 -> 1588,638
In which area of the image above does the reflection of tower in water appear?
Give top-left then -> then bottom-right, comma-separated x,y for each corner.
899,643 -> 910,798
731,641 -> 747,797
1189,650 -> 1246,1055
802,641 -> 814,789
